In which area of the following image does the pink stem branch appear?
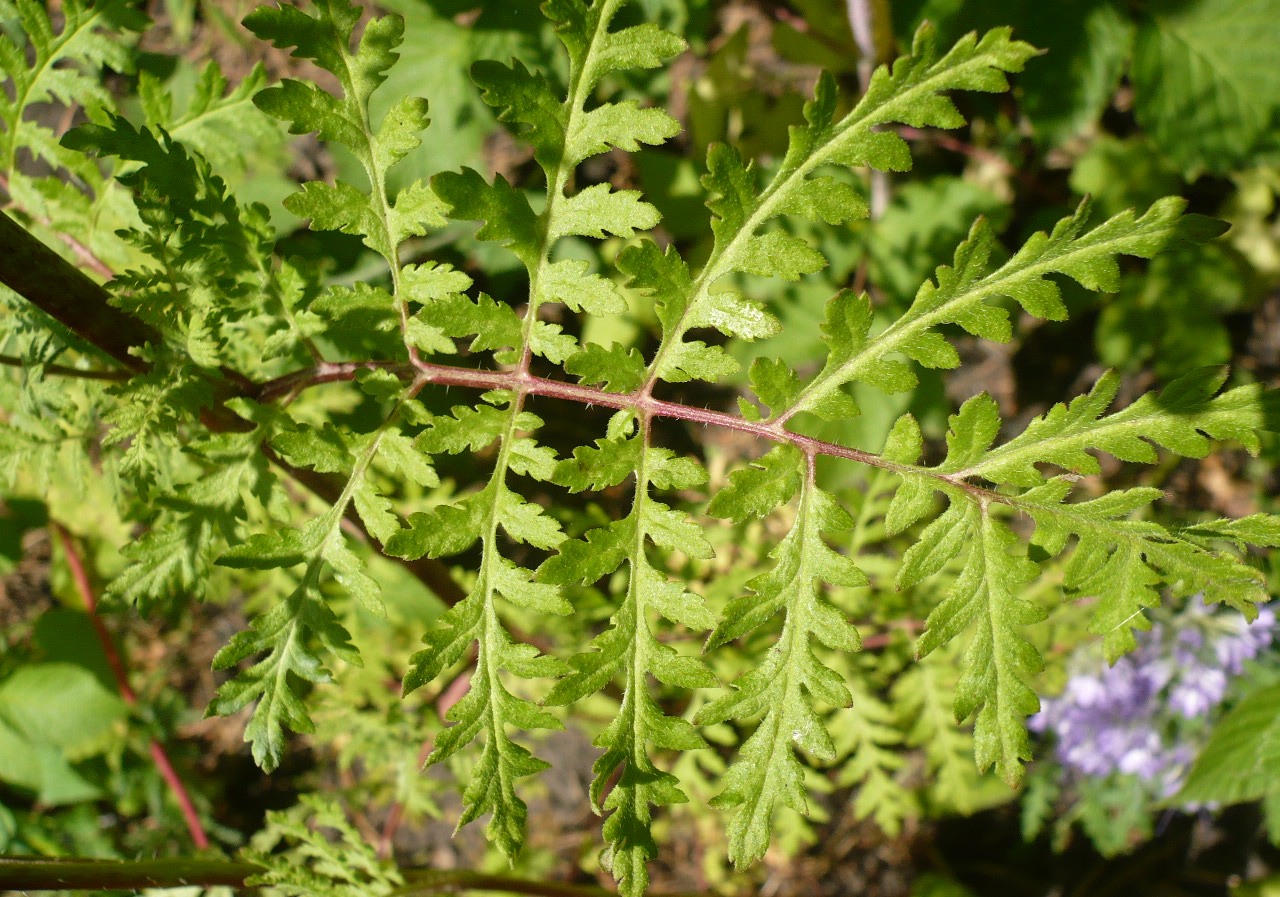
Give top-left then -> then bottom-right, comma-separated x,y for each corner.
256,358 -> 1008,506
52,523 -> 212,851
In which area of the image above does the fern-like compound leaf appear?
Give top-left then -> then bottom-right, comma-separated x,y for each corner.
18,0 -> 1280,887
245,797 -> 403,897
637,25 -> 1038,394
1022,480 -> 1270,660
698,456 -> 866,865
245,0 -> 445,261
209,568 -> 361,772
964,366 -> 1280,485
108,436 -> 274,612
397,396 -> 569,859
0,0 -> 148,174
777,198 -> 1229,424
915,506 -> 1043,786
541,429 -> 714,896
833,681 -> 911,836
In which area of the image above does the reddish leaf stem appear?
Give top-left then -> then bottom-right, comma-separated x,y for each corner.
258,358 -> 1008,506
51,522 -> 212,851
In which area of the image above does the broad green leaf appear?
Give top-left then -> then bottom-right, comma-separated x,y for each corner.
0,663 -> 127,755
1132,0 -> 1280,173
1174,682 -> 1280,808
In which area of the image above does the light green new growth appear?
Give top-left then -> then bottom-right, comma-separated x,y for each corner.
4,0 -> 1279,894
245,796 -> 403,897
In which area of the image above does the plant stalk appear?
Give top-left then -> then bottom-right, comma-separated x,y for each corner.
52,522 -> 212,850
0,857 -> 707,897
0,211 -> 155,371
0,856 -> 262,890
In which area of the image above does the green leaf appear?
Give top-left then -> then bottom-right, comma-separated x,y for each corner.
414,293 -> 522,356
1183,514 -> 1280,549
415,404 -> 509,454
374,95 -> 431,171
245,0 -> 441,264
916,508 -> 1043,786
390,178 -> 447,243
568,100 -> 680,168
1174,681 -> 1280,808
551,183 -> 660,240
385,494 -> 486,560
496,484 -> 565,549
779,199 -> 1229,422
542,421 -> 713,894
271,423 -> 352,474
0,0 -> 148,171
253,78 -> 363,149
747,358 -> 802,419
1021,484 -> 1269,661
1132,0 -> 1280,173
833,681 -> 911,836
108,444 -> 271,610
245,797 -> 403,897
218,529 -> 314,570
968,368 -> 1280,486
937,394 -> 1002,473
286,181 -> 389,255
433,168 -> 539,265
210,585 -> 359,772
403,541 -> 565,860
654,23 -> 1039,387
323,537 -> 384,617
0,663 -> 127,755
555,432 -> 641,492
699,474 -> 864,865
542,259 -> 627,315
566,343 -> 646,393
376,430 -> 438,488
706,444 -> 803,523
472,58 -> 565,172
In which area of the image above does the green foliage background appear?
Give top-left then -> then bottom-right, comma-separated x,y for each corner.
1,0 -> 1279,895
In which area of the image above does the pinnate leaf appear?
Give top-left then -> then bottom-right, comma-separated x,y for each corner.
917,508 -> 1043,786
699,473 -> 865,865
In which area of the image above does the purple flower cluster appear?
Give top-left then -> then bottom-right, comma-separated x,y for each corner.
1031,597 -> 1275,795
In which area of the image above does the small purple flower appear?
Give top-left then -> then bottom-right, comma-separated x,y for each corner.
1035,596 -> 1275,792
1214,605 -> 1275,675
1116,729 -> 1164,779
1168,668 -> 1227,718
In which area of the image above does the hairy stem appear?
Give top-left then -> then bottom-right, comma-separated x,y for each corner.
0,857 -> 259,890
